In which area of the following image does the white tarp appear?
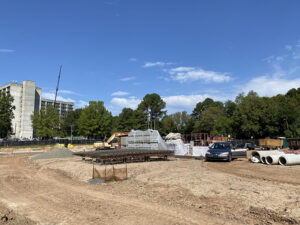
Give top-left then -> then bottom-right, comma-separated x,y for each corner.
127,129 -> 167,150
166,139 -> 189,155
165,133 -> 181,140
192,146 -> 209,157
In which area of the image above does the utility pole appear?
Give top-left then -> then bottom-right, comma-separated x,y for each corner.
71,124 -> 73,144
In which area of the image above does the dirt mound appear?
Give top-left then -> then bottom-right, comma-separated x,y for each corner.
0,203 -> 35,225
30,147 -> 73,160
248,206 -> 299,225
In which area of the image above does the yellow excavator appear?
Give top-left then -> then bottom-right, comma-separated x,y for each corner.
93,132 -> 129,150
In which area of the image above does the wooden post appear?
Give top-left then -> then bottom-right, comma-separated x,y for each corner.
126,163 -> 128,179
113,165 -> 115,180
92,163 -> 94,179
105,165 -> 107,182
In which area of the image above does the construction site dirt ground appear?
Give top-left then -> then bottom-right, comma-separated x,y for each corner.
0,150 -> 300,224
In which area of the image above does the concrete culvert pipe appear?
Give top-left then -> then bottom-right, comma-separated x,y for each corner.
279,154 -> 300,166
251,150 -> 281,163
266,153 -> 285,165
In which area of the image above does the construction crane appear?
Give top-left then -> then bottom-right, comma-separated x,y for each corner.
54,65 -> 62,106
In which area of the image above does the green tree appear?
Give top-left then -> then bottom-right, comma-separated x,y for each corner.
115,108 -> 145,131
116,108 -> 135,132
235,92 -> 245,104
78,101 -> 113,138
212,116 -> 232,136
31,106 -> 60,139
137,93 -> 166,129
61,108 -> 82,137
0,93 -> 15,138
231,91 -> 264,138
193,105 -> 225,133
192,98 -> 214,120
224,100 -> 237,118
167,111 -> 191,133
283,90 -> 300,137
160,115 -> 177,136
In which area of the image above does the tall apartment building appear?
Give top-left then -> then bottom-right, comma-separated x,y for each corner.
0,81 -> 42,139
0,80 -> 75,139
41,99 -> 74,118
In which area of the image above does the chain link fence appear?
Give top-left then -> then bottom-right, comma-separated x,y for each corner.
0,139 -> 102,147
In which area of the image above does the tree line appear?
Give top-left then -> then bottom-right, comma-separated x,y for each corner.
0,88 -> 299,139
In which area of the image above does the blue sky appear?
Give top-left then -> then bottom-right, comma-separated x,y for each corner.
1,0 -> 300,115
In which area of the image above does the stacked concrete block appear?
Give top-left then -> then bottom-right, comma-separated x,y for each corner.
126,129 -> 167,150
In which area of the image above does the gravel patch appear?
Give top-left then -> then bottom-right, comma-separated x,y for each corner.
30,147 -> 73,160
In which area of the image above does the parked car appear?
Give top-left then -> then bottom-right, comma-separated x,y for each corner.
205,142 -> 247,162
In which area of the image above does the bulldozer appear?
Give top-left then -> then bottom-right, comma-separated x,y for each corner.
93,132 -> 129,150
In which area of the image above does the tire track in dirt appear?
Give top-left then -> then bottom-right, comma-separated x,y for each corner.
0,156 -> 228,225
203,159 -> 300,185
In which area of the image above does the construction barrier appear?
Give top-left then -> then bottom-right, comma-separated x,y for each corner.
92,165 -> 128,182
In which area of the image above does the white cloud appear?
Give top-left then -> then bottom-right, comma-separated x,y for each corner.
162,94 -> 230,114
163,95 -> 208,108
108,93 -> 234,115
285,45 -> 292,51
120,76 -> 135,81
77,100 -> 89,108
109,96 -> 141,115
110,96 -> 141,109
129,58 -> 137,62
111,91 -> 129,96
265,41 -> 300,77
143,61 -> 174,68
58,89 -> 76,95
243,76 -> 300,97
169,67 -> 194,72
168,67 -> 231,83
0,49 -> 15,53
42,92 -> 75,103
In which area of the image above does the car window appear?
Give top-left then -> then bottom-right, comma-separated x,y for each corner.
212,143 -> 230,149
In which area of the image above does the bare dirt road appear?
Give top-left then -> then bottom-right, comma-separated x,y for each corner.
0,154 -> 299,225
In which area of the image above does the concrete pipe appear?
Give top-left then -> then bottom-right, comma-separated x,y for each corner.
251,150 -> 281,163
278,154 -> 300,166
260,156 -> 266,164
266,153 -> 285,165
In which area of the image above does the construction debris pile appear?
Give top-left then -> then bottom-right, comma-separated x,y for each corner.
251,150 -> 300,166
165,133 -> 190,155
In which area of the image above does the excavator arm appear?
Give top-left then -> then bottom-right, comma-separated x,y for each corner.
106,132 -> 130,144
94,132 -> 129,150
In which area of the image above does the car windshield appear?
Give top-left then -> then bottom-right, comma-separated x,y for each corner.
211,143 -> 230,149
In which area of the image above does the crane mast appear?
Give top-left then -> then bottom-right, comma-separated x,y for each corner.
54,65 -> 62,106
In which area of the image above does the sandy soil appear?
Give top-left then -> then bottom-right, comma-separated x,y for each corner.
0,153 -> 299,225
